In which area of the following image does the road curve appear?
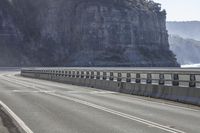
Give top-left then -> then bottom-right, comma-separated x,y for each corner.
0,70 -> 199,133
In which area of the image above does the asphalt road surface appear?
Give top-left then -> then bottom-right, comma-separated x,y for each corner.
0,70 -> 200,133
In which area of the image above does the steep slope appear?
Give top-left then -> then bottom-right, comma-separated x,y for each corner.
169,35 -> 200,65
0,0 -> 179,67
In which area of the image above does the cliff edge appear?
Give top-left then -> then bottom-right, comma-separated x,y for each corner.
0,0 -> 179,67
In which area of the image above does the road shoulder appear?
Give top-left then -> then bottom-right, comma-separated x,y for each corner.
0,106 -> 20,133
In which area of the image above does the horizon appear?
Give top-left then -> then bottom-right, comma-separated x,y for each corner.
153,0 -> 200,21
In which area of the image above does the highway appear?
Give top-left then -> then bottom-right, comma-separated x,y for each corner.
0,70 -> 200,133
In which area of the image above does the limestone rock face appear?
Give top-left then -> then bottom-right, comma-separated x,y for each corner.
0,0 -> 23,66
0,0 -> 179,67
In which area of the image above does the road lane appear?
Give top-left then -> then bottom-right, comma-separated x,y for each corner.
0,78 -> 169,133
0,71 -> 200,133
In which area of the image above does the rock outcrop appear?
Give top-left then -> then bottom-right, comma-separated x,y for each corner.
0,0 -> 179,67
0,0 -> 22,66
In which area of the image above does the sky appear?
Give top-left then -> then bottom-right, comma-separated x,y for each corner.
153,0 -> 200,21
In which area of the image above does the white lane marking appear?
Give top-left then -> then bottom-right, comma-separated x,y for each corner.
1,75 -> 200,112
64,90 -> 117,94
0,101 -> 34,133
0,74 -> 195,132
0,77 -> 43,92
12,90 -> 55,93
3,74 -> 200,112
90,91 -> 117,94
111,94 -> 200,112
1,75 -> 187,133
46,93 -> 185,133
12,90 -> 40,93
2,76 -> 116,95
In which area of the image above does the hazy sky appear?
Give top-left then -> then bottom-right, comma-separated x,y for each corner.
153,0 -> 200,21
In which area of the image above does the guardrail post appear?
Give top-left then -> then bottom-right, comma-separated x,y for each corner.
81,71 -> 84,78
109,72 -> 114,81
159,74 -> 165,85
86,71 -> 90,79
72,71 -> 75,78
57,71 -> 59,76
117,73 -> 122,82
189,74 -> 196,87
126,73 -> 131,82
55,71 -> 57,76
76,71 -> 80,78
91,71 -> 94,79
103,72 -> 107,80
52,70 -> 54,76
172,74 -> 179,86
96,72 -> 100,79
146,73 -> 152,84
136,73 -> 141,83
69,71 -> 72,77
59,71 -> 61,76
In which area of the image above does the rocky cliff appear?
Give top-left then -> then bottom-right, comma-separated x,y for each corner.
0,0 -> 179,67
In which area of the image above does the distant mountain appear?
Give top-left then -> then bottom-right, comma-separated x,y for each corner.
169,35 -> 200,65
167,21 -> 200,41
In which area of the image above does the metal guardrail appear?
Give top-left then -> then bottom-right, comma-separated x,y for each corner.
21,68 -> 200,88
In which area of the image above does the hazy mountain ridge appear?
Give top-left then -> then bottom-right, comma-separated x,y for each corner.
0,0 -> 179,67
167,21 -> 200,41
169,35 -> 200,65
167,21 -> 200,65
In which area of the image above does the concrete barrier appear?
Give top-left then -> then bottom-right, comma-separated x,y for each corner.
21,68 -> 200,106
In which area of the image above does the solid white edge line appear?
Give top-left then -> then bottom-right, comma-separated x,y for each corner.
0,74 -> 189,133
0,101 -> 34,133
6,74 -> 200,112
47,93 -> 186,133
